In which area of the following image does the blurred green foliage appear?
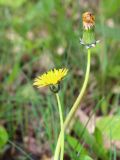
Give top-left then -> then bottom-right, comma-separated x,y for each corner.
0,0 -> 120,159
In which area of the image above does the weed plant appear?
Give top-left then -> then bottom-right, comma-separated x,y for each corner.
0,0 -> 120,160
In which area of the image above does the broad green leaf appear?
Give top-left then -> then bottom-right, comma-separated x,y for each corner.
0,126 -> 8,148
96,116 -> 120,140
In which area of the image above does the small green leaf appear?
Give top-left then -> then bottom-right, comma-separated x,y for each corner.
94,127 -> 103,146
101,99 -> 108,115
0,126 -> 8,148
93,127 -> 107,156
66,135 -> 87,155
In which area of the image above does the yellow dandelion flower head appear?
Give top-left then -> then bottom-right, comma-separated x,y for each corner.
33,68 -> 68,88
82,12 -> 95,30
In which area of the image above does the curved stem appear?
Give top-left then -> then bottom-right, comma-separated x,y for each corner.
54,49 -> 91,159
54,93 -> 64,160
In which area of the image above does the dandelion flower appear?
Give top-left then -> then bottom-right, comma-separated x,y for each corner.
33,68 -> 68,88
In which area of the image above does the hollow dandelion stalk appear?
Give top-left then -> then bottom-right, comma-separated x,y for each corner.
54,11 -> 98,159
54,49 -> 91,160
54,93 -> 64,160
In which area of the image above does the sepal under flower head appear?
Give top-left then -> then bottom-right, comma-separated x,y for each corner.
80,39 -> 100,49
49,83 -> 60,93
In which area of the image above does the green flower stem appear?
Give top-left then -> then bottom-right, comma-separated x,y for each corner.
54,93 -> 64,160
54,49 -> 91,160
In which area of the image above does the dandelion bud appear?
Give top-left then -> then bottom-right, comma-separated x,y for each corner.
80,12 -> 99,49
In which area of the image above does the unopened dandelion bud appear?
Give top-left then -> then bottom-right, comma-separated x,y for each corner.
80,12 -> 100,49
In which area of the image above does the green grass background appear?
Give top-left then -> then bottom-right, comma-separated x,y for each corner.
0,0 -> 120,159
